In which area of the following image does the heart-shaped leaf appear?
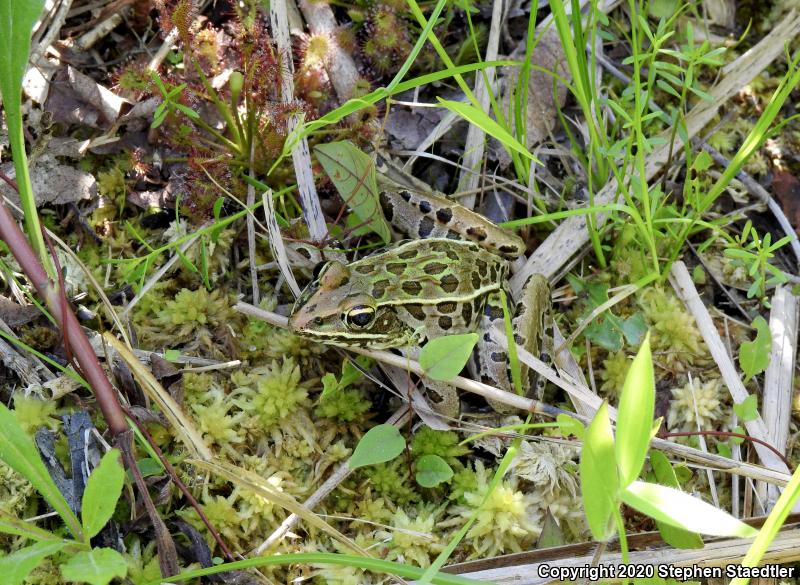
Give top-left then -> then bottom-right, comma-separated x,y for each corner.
350,424 -> 405,470
419,333 -> 478,381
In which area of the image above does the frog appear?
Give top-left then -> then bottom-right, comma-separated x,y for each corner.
288,167 -> 551,417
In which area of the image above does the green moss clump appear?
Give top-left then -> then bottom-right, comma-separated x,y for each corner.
411,427 -> 470,468
232,358 -> 310,428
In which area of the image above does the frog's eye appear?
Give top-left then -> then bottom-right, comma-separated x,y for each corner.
344,305 -> 376,329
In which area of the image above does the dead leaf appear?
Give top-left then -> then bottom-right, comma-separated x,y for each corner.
44,66 -> 131,130
0,153 -> 96,206
0,296 -> 42,327
773,170 -> 800,236
501,27 -> 571,148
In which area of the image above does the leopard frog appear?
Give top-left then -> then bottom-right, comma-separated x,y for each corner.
288,172 -> 551,416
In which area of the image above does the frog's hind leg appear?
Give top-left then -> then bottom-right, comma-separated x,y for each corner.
473,275 -> 551,413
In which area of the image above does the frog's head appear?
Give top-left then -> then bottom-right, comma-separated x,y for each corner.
289,260 -> 415,349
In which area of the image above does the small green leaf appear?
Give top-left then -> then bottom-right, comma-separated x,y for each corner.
437,99 -> 540,163
650,452 -> 704,549
733,393 -> 759,422
349,424 -> 405,470
61,548 -> 128,585
557,413 -> 585,440
320,372 -> 339,400
0,403 -> 82,539
163,349 -> 181,362
415,455 -> 453,487
620,313 -> 647,346
580,402 -> 618,541
621,481 -> 758,538
584,319 -> 622,352
314,141 -> 391,244
739,316 -> 771,382
419,333 -> 478,381
616,332 -> 654,488
82,449 -> 125,539
0,541 -> 66,585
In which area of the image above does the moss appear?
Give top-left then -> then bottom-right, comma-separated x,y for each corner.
668,377 -> 726,432
640,288 -> 705,372
12,394 -> 60,434
232,358 -> 310,428
444,461 -> 542,557
364,459 -> 419,506
411,427 -> 470,468
599,350 -> 631,395
377,506 -> 445,567
315,386 -> 371,423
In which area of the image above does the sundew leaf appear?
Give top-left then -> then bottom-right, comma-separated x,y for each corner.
616,332 -> 654,488
739,315 -> 771,382
580,401 -> 618,541
315,141 -> 391,244
622,481 -> 758,538
0,541 -> 66,585
415,455 -> 453,488
82,449 -> 125,539
60,548 -> 128,585
419,333 -> 478,380
350,424 -> 405,470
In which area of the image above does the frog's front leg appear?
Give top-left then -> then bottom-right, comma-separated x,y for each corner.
473,274 -> 551,412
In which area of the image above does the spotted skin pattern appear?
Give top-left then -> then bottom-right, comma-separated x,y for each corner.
289,168 -> 551,417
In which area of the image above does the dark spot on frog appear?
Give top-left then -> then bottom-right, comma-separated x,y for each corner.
437,301 -> 457,313
379,192 -> 393,221
386,262 -> 406,275
440,274 -> 459,293
399,248 -> 418,260
371,279 -> 390,299
298,248 -> 312,260
514,333 -> 525,345
491,351 -> 504,363
438,316 -> 453,330
423,262 -> 446,275
483,331 -> 491,342
473,298 -> 483,316
485,305 -> 504,320
467,227 -> 488,242
405,304 -> 426,321
402,281 -> 422,296
476,259 -> 488,274
418,216 -> 435,237
446,249 -> 459,261
500,244 -> 519,256
305,303 -> 317,313
461,302 -> 472,323
436,208 -> 453,224
446,229 -> 461,239
471,272 -> 482,289
399,190 -> 412,202
489,265 -> 498,281
356,264 -> 373,275
418,200 -> 432,214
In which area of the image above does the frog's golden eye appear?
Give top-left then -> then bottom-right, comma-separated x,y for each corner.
344,305 -> 376,329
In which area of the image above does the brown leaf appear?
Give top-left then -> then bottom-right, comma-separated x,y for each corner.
772,170 -> 800,236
